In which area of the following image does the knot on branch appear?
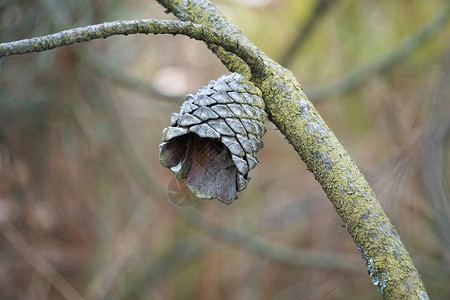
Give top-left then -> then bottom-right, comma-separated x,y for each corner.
159,73 -> 267,204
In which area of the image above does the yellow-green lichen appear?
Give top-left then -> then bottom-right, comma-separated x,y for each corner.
157,1 -> 429,298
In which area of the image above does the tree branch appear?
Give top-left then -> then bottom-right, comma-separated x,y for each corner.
421,52 -> 450,258
97,91 -> 363,272
280,0 -> 337,67
0,18 -> 264,76
307,5 -> 450,101
157,0 -> 431,298
157,0 -> 264,77
179,209 -> 363,272
82,49 -> 182,103
1,220 -> 84,300
1,1 -> 433,298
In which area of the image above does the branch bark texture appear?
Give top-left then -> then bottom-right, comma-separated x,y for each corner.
1,1 -> 431,298
0,18 -> 264,75
157,0 -> 428,298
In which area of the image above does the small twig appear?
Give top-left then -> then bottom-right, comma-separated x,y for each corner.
87,92 -> 362,271
0,220 -> 84,300
280,0 -> 337,67
180,209 -> 363,271
113,237 -> 203,299
157,1 -> 432,297
307,5 -> 450,101
0,18 -> 264,76
421,51 -> 450,257
156,0 -> 264,78
82,50 -> 182,103
83,199 -> 155,300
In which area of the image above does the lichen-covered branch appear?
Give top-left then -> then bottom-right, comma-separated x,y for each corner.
157,0 -> 430,298
257,66 -> 428,299
0,18 -> 264,75
0,19 -> 178,57
1,0 -> 432,297
157,0 -> 263,77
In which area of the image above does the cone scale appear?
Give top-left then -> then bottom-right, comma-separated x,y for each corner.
159,73 -> 267,204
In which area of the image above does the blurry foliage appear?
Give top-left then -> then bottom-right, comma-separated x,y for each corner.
1,0 -> 450,299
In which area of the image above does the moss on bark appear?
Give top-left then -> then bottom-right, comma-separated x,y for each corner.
158,0 -> 429,298
0,0 -> 430,297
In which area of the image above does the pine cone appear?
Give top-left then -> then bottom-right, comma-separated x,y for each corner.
159,73 -> 267,204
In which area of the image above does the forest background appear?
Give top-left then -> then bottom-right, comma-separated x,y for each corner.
0,0 -> 449,299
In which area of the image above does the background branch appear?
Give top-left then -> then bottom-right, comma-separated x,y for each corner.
179,210 -> 363,272
0,220 -> 84,300
421,51 -> 450,259
280,0 -> 337,67
307,5 -> 450,101
82,49 -> 183,103
102,101 -> 364,272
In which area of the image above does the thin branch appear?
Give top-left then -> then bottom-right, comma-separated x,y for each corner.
82,194 -> 152,300
1,1 -> 434,297
421,51 -> 450,257
97,97 -> 364,272
179,209 -> 364,272
157,0 -> 264,77
82,50 -> 182,103
280,0 -> 337,67
0,220 -> 84,300
307,5 -> 450,101
112,238 -> 202,299
157,1 -> 431,298
0,18 -> 264,76
82,87 -> 362,272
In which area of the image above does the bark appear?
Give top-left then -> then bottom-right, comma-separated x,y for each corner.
157,1 -> 429,298
0,1 -> 431,298
0,19 -> 263,73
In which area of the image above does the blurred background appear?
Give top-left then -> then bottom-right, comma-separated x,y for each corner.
1,0 -> 449,299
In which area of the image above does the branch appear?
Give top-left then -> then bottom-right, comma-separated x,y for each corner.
2,1 -> 433,297
82,49 -> 182,103
307,5 -> 450,101
111,238 -> 203,300
421,52 -> 450,257
0,18 -> 264,76
280,0 -> 337,67
99,96 -> 363,272
1,220 -> 84,300
158,1 -> 431,298
157,0 -> 264,77
179,210 -> 363,272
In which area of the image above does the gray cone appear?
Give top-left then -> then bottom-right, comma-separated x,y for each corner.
159,73 -> 267,204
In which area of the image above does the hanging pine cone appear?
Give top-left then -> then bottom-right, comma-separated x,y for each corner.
159,73 -> 267,205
